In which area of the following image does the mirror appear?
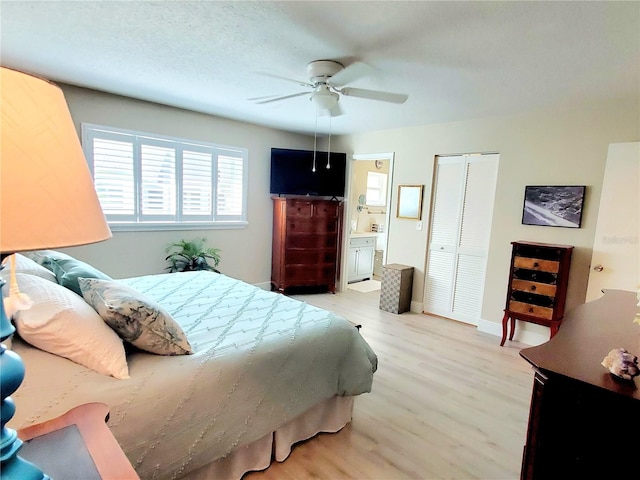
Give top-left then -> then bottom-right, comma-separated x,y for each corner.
397,184 -> 424,219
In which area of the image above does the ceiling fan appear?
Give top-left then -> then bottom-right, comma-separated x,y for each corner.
251,60 -> 408,116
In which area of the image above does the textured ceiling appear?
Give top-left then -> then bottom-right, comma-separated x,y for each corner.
1,1 -> 638,135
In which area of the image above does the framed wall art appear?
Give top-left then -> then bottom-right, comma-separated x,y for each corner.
521,185 -> 586,228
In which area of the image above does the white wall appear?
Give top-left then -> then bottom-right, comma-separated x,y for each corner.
334,98 -> 639,341
59,85 -> 312,286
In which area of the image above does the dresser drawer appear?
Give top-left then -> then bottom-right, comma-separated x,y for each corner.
286,199 -> 314,217
349,236 -> 376,247
286,218 -> 338,234
514,256 -> 560,273
314,202 -> 339,218
513,268 -> 557,284
287,234 -> 337,249
285,249 -> 336,265
511,290 -> 555,308
514,243 -> 563,261
508,301 -> 554,320
511,279 -> 557,297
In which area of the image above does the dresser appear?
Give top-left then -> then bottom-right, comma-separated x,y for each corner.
271,197 -> 342,293
519,290 -> 640,479
501,241 -> 573,346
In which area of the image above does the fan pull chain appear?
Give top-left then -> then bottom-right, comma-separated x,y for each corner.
326,114 -> 331,169
312,109 -> 318,172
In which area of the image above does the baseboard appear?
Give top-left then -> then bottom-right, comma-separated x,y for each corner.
410,301 -> 423,313
477,318 -> 548,347
254,281 -> 272,291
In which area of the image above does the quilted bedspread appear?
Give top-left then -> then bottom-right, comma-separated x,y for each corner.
11,271 -> 377,479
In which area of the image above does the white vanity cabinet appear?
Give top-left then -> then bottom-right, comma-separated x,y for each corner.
348,235 -> 376,283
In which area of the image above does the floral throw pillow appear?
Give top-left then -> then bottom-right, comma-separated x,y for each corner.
79,278 -> 193,356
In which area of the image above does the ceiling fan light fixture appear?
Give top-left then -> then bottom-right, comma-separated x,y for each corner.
311,87 -> 339,110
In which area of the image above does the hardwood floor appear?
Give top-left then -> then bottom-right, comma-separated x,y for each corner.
245,289 -> 534,480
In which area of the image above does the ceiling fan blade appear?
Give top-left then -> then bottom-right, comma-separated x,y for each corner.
339,87 -> 408,104
328,61 -> 372,87
253,91 -> 310,104
256,72 -> 314,88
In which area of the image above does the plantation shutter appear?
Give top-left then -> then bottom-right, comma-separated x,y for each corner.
89,132 -> 137,221
182,148 -> 213,220
140,141 -> 176,220
216,151 -> 244,218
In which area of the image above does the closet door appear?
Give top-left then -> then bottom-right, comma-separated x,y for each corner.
424,154 -> 499,325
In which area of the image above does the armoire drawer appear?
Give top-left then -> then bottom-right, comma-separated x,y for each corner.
511,279 -> 557,297
508,301 -> 554,320
513,256 -> 560,273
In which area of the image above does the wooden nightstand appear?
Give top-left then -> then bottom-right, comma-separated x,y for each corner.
17,402 -> 138,480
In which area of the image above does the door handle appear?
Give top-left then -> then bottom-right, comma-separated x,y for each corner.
593,264 -> 604,272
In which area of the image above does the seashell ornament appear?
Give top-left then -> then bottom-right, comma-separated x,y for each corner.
601,348 -> 640,380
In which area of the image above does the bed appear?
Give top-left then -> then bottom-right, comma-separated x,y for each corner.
3,252 -> 377,479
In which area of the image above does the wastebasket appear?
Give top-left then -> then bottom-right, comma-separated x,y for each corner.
379,264 -> 414,314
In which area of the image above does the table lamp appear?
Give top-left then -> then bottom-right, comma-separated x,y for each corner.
0,67 -> 112,479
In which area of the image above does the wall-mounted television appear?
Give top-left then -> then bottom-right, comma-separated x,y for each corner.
270,148 -> 346,197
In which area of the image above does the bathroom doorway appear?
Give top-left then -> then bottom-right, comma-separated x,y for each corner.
340,152 -> 394,293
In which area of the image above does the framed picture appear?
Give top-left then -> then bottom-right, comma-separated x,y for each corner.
397,184 -> 424,219
522,185 -> 586,228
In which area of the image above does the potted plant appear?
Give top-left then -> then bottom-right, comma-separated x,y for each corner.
165,238 -> 221,273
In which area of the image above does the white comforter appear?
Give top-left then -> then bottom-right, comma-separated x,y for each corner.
11,271 -> 377,479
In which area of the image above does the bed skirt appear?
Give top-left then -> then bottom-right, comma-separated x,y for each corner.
183,396 -> 355,480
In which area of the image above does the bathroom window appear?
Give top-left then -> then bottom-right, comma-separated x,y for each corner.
366,172 -> 387,207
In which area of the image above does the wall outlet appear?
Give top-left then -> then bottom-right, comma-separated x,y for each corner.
416,221 -> 423,231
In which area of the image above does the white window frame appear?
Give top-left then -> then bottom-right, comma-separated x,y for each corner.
366,171 -> 388,207
82,123 -> 248,231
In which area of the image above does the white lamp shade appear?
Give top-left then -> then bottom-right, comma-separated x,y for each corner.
1,67 -> 111,253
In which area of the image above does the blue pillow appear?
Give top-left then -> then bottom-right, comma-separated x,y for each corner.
49,257 -> 111,296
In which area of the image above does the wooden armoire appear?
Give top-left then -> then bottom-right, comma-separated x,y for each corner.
271,197 -> 343,293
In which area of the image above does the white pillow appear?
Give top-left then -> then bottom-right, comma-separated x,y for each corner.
13,273 -> 130,379
0,253 -> 57,283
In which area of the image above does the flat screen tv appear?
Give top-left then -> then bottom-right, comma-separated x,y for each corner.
270,148 -> 347,197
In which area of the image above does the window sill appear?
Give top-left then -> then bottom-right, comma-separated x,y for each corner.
107,221 -> 248,232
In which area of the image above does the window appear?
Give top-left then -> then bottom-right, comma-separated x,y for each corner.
365,171 -> 388,207
82,124 -> 248,230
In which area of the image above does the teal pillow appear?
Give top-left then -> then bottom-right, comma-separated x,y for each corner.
49,257 -> 111,296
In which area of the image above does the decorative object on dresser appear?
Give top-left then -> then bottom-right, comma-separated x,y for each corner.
1,67 -> 112,479
500,241 -> 573,346
271,197 -> 343,293
519,290 -> 640,480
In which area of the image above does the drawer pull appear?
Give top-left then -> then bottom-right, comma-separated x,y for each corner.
533,262 -> 539,268
530,285 -> 537,292
528,307 -> 534,313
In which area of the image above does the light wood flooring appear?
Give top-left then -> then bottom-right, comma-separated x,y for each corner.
245,288 -> 534,480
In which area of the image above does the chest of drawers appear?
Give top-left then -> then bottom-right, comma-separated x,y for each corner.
271,197 -> 342,293
500,241 -> 573,346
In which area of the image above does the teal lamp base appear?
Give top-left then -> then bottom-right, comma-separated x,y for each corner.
0,265 -> 49,479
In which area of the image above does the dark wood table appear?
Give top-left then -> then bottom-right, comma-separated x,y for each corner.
519,289 -> 640,479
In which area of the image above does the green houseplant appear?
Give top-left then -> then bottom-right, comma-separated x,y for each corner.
165,238 -> 221,273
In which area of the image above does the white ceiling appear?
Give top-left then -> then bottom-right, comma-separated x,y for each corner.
1,1 -> 638,136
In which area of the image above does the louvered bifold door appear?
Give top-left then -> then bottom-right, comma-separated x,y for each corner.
451,155 -> 499,323
424,154 -> 499,325
424,156 -> 466,317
